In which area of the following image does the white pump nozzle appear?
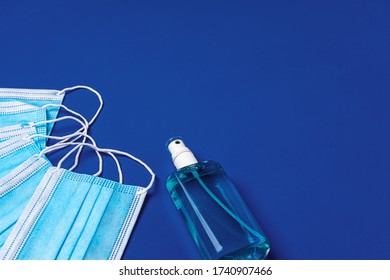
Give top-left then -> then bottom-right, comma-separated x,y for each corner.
167,137 -> 198,170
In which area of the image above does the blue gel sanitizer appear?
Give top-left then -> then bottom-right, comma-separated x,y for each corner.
166,137 -> 270,260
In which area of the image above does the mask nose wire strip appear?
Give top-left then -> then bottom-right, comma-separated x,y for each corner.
54,85 -> 104,172
40,142 -> 155,195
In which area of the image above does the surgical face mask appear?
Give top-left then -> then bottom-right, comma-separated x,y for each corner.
0,101 -> 93,150
0,136 -> 51,248
0,101 -> 47,149
0,129 -> 101,249
0,85 -> 103,136
0,85 -> 104,170
0,88 -> 63,135
0,141 -> 155,260
0,123 -> 38,143
0,135 -> 46,180
0,105 -> 99,247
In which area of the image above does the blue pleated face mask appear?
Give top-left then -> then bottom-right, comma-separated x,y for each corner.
0,136 -> 51,248
0,138 -> 101,250
0,108 -> 97,250
0,140 -> 155,260
0,85 -> 104,171
0,88 -> 63,135
0,85 -> 103,136
0,101 -> 47,149
0,108 -> 92,177
0,101 -> 94,150
0,123 -> 38,143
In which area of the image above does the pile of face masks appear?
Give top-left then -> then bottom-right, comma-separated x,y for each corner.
0,86 -> 155,260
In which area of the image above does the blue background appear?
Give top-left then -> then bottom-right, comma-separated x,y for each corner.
0,1 -> 389,260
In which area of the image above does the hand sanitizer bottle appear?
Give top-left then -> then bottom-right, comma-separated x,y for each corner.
166,137 -> 270,260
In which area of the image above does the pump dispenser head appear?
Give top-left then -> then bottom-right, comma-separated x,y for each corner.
167,137 -> 198,170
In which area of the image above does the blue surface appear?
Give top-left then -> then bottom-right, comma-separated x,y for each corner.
0,1 -> 389,260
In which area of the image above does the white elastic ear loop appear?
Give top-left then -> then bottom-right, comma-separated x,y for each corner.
32,115 -> 87,133
41,142 -> 155,195
29,111 -> 103,176
55,86 -> 104,171
100,147 -> 155,195
29,115 -> 89,148
41,104 -> 89,126
41,103 -> 91,171
108,151 -> 123,183
42,140 -> 122,184
57,142 -> 123,183
57,85 -> 103,126
30,132 -> 103,177
55,133 -> 104,177
41,131 -> 121,178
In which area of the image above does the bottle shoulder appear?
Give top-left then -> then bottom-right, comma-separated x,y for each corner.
171,160 -> 222,175
167,160 -> 224,187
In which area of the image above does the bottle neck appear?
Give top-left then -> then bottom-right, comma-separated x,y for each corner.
172,149 -> 198,169
167,138 -> 199,169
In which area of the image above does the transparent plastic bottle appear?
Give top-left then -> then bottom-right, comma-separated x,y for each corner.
166,137 -> 270,260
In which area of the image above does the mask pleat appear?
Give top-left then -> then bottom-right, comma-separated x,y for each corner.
55,180 -> 114,260
34,109 -> 47,149
0,124 -> 35,142
67,179 -> 116,260
0,137 -> 43,178
16,172 -> 94,260
0,90 -> 64,135
0,222 -> 15,248
0,160 -> 50,239
44,103 -> 62,134
0,140 -> 50,250
82,184 -> 137,260
0,102 -> 46,132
